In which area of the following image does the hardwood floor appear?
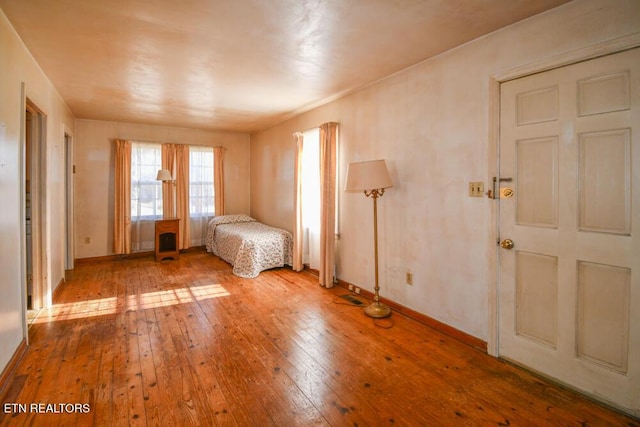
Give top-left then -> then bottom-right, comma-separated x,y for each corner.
1,250 -> 637,426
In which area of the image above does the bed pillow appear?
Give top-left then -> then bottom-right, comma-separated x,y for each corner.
208,214 -> 255,226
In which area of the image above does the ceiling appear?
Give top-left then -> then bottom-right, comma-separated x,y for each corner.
1,0 -> 571,133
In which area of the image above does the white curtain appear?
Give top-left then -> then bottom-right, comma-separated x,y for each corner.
292,132 -> 304,272
189,146 -> 215,246
301,128 -> 321,270
130,142 -> 162,252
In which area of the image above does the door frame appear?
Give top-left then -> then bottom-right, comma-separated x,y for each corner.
486,33 -> 640,357
23,93 -> 48,316
64,129 -> 74,271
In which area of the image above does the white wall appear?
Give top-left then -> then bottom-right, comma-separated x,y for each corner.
250,0 -> 640,341
0,10 -> 75,374
74,119 -> 251,259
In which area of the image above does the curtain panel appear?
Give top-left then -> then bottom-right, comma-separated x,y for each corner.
213,146 -> 225,216
161,143 -> 176,219
113,139 -> 131,254
292,132 -> 304,272
319,122 -> 338,288
175,144 -> 190,249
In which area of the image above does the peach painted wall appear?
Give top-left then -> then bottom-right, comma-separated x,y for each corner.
250,0 -> 640,341
74,119 -> 251,259
0,10 -> 75,373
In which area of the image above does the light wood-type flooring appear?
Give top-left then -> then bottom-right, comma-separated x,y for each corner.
1,250 -> 637,426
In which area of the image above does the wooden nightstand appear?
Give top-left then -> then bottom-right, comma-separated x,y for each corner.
155,218 -> 180,261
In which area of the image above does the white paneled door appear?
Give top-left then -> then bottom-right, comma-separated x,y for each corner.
498,48 -> 639,416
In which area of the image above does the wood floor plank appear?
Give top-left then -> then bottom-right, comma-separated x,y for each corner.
199,288 -> 330,425
214,272 -> 373,424
1,249 -> 638,426
199,288 -> 312,425
210,297 -> 377,426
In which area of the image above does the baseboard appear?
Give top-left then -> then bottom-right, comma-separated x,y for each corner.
333,276 -> 488,352
181,246 -> 207,253
52,277 -> 66,303
0,338 -> 27,402
303,264 -> 318,276
74,246 -> 207,265
75,251 -> 154,264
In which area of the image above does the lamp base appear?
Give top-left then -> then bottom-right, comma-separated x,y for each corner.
364,302 -> 391,318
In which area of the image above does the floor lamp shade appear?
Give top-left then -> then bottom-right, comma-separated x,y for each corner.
345,159 -> 393,318
156,169 -> 173,181
345,159 -> 393,192
156,169 -> 176,219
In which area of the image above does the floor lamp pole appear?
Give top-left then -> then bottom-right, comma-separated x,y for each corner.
364,189 -> 391,318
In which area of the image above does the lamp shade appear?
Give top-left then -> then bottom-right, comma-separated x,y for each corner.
156,169 -> 173,181
345,159 -> 393,191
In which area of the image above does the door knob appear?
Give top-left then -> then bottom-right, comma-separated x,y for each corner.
500,239 -> 514,250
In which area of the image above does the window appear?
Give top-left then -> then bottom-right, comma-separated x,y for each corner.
131,142 -> 162,220
301,127 -> 320,268
189,146 -> 215,217
129,141 -> 216,250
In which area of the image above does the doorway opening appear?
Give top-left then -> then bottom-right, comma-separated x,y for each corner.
24,99 -> 47,324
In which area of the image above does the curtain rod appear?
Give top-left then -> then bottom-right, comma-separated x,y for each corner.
113,138 -> 226,149
294,121 -> 339,136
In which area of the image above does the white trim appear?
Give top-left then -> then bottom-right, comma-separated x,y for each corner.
495,33 -> 640,83
64,128 -> 74,270
19,83 -> 28,345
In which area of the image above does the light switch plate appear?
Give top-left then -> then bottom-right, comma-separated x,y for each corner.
469,182 -> 484,197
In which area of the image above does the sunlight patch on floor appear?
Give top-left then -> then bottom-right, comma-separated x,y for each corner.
34,284 -> 230,323
26,308 -> 41,326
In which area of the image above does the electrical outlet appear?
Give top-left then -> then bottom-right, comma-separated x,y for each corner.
468,182 -> 484,197
348,284 -> 354,291
406,272 -> 413,285
354,287 -> 361,294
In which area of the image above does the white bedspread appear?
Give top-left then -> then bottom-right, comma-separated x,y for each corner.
205,215 -> 293,278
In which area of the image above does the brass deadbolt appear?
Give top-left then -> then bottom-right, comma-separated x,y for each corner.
500,187 -> 514,198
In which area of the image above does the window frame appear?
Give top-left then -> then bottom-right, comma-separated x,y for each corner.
130,142 -> 163,221
189,145 -> 216,218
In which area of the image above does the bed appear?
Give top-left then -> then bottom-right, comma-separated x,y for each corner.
205,214 -> 293,278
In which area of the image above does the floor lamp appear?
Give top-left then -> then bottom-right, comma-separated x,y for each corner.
345,159 -> 393,318
156,169 -> 176,219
